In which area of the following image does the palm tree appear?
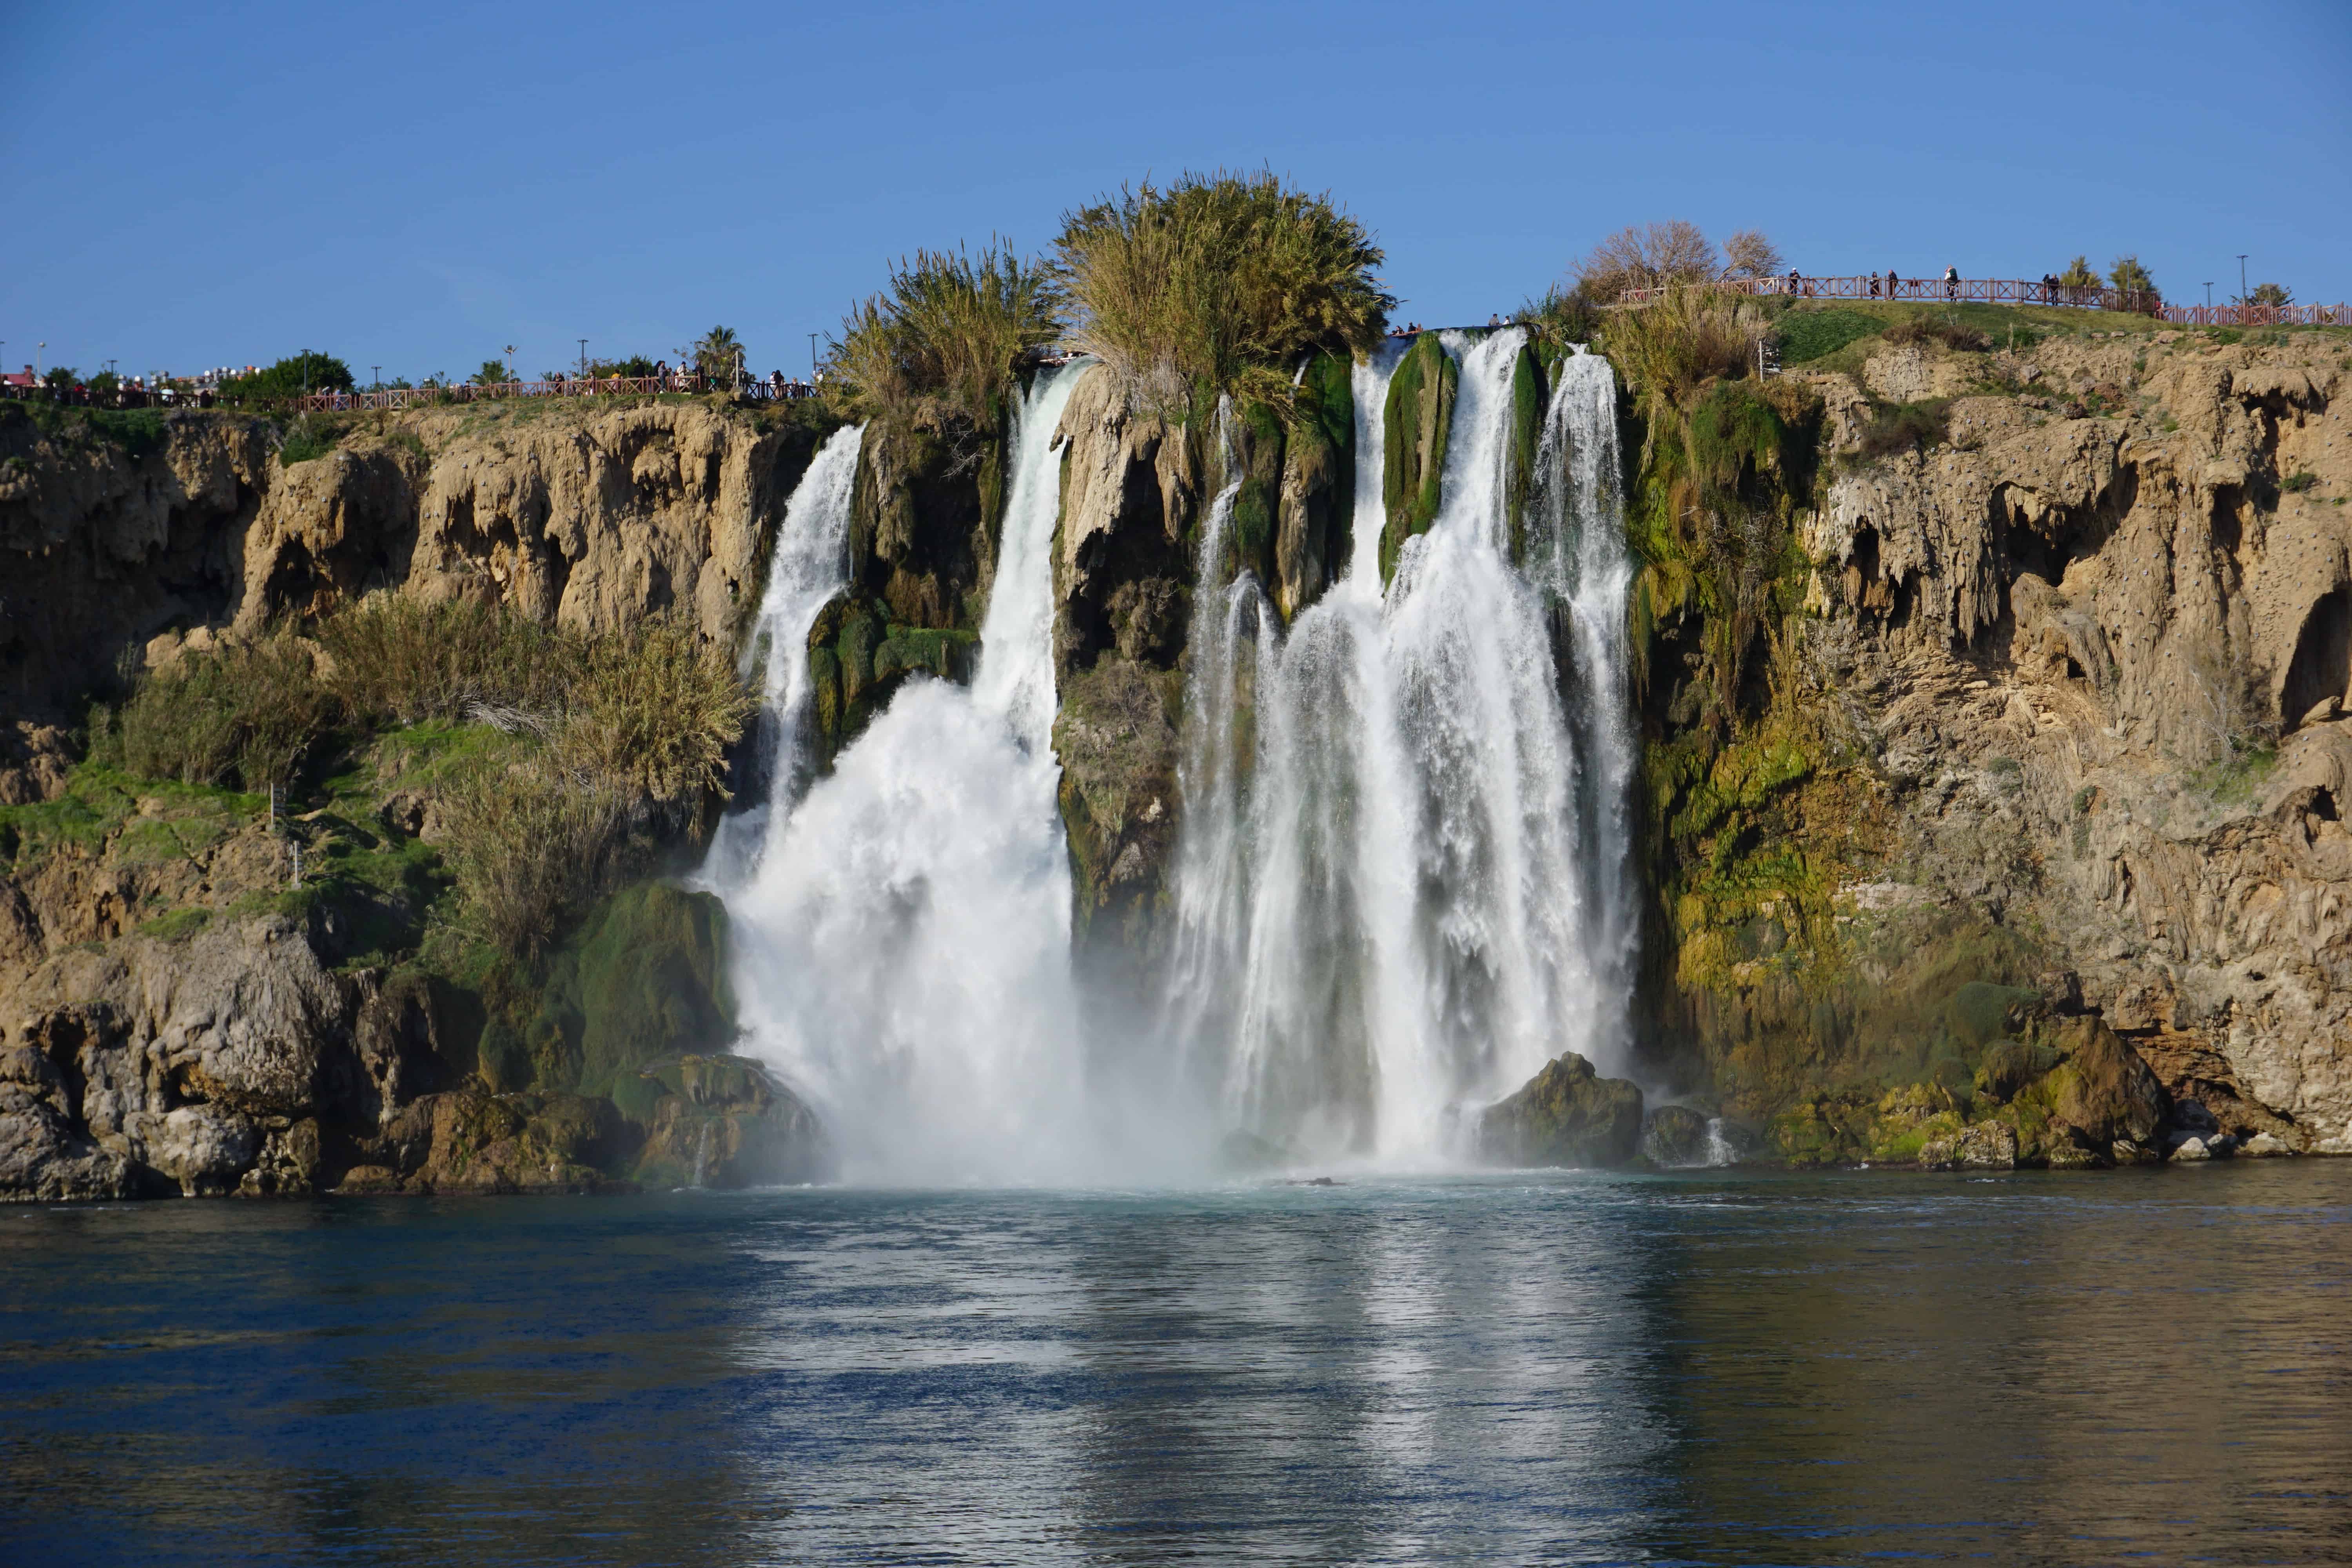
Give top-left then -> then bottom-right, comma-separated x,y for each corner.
690,327 -> 745,390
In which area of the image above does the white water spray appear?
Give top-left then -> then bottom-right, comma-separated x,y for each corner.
724,365 -> 1095,1182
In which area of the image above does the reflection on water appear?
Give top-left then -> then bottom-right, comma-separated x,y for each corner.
3,1165 -> 2348,1564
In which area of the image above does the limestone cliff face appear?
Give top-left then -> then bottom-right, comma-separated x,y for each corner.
236,400 -> 831,650
1678,328 -> 2352,1153
0,407 -> 272,720
1,397 -> 835,721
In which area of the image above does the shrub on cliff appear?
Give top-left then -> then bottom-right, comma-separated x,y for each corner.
97,631 -> 333,791
1882,316 -> 1990,352
1054,171 -> 1392,416
827,242 -> 1062,432
318,597 -> 573,724
437,762 -> 639,960
1601,283 -> 1765,414
554,613 -> 757,806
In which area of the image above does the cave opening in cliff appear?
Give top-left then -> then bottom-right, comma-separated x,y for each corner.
2281,587 -> 2352,730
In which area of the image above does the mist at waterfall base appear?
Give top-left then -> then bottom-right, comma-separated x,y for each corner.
716,337 -> 1639,1183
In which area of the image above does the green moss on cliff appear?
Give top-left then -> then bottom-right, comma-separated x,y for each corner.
805,593 -> 980,768
1504,341 -> 1546,564
1380,333 -> 1457,584
1608,296 -> 2074,1147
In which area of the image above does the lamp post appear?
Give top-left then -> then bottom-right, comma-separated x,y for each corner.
504,344 -> 517,382
372,366 -> 381,392
808,332 -> 817,381
37,342 -> 44,379
2237,256 -> 2249,305
577,338 -> 588,380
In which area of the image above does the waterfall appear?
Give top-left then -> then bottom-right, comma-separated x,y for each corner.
1529,348 -> 1640,1070
1164,330 -> 1638,1165
700,423 -> 864,890
722,364 -> 1096,1183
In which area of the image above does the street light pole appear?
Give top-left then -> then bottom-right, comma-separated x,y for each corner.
2238,255 -> 2249,305
505,344 -> 517,382
808,332 -> 817,381
578,338 -> 588,380
372,366 -> 381,392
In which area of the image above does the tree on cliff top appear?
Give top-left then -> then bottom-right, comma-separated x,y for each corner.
225,352 -> 356,404
1054,171 -> 1392,416
1573,221 -> 1788,301
2250,281 -> 2294,307
2056,256 -> 2100,290
2109,256 -> 2158,303
1575,221 -> 1717,301
826,241 -> 1062,432
690,326 -> 747,388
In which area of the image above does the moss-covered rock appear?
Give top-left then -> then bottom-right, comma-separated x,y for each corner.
1274,350 -> 1355,619
1380,332 -> 1457,584
1504,340 -> 1546,564
629,1052 -> 828,1187
538,882 -> 736,1100
806,593 -> 979,768
849,416 -> 1002,630
2045,1015 -> 2169,1152
1641,1103 -> 1711,1166
1224,401 -> 1286,594
1478,1052 -> 1643,1167
395,1086 -> 636,1194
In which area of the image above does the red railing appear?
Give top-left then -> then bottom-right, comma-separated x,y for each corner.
1617,275 -> 2348,327
293,372 -> 823,414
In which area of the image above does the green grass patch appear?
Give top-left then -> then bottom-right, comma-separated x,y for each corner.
135,906 -> 214,943
1773,308 -> 1884,365
2200,742 -> 2278,805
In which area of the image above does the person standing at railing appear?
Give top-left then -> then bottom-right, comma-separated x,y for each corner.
1944,265 -> 1959,300
1887,269 -> 1900,298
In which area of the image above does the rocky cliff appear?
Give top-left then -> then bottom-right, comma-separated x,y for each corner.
9,312 -> 2352,1198
0,393 -> 840,1198
1642,314 -> 2352,1162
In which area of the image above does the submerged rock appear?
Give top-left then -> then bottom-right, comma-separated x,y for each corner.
1478,1053 -> 1643,1169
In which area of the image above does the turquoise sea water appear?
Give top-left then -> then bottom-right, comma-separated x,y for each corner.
3,1164 -> 2348,1565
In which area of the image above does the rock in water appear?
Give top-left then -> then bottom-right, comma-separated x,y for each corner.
630,1054 -> 830,1188
1479,1053 -> 1643,1169
1641,1104 -> 1711,1167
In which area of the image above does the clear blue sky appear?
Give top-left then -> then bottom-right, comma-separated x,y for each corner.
4,0 -> 2346,384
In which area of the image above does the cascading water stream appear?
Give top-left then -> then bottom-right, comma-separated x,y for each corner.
700,423 -> 865,891
1164,330 -> 1639,1165
723,363 -> 1097,1183
1529,348 -> 1641,1067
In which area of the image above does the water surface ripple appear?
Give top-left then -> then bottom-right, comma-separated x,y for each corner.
4,1165 -> 2348,1564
